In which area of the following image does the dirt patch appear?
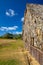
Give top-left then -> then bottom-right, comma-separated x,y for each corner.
0,39 -> 16,44
0,43 -> 11,48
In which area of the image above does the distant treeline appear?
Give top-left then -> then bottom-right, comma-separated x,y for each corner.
0,33 -> 22,39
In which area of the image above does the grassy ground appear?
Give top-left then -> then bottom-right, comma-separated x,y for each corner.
0,39 -> 27,65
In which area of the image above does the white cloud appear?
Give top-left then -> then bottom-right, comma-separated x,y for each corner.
0,26 -> 18,31
15,31 -> 22,34
6,12 -> 10,16
6,9 -> 17,17
21,17 -> 24,22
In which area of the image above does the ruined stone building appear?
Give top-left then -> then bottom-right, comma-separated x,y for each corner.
23,4 -> 43,65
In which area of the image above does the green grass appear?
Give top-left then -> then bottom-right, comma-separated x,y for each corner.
0,39 -> 26,65
0,39 -> 24,50
0,59 -> 23,65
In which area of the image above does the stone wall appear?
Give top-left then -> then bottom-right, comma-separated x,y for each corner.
23,4 -> 43,50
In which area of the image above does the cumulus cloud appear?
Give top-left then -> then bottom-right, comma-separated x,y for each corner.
21,17 -> 24,22
6,9 -> 17,17
0,26 -> 18,31
15,31 -> 22,34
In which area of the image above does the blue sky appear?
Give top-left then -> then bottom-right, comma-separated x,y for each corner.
0,0 -> 43,36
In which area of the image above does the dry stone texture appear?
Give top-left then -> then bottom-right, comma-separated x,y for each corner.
23,4 -> 43,65
23,4 -> 43,50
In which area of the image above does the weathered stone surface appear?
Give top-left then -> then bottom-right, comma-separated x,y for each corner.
23,3 -> 43,49
23,3 -> 43,65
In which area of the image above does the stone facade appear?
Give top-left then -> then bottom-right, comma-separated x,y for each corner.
23,4 -> 43,50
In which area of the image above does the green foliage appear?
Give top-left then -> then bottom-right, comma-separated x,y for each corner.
3,33 -> 13,39
0,33 -> 22,39
14,34 -> 22,39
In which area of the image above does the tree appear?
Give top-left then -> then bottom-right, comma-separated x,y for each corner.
2,33 -> 13,39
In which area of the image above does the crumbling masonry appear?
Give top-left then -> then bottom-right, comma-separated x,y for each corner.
23,4 -> 43,65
